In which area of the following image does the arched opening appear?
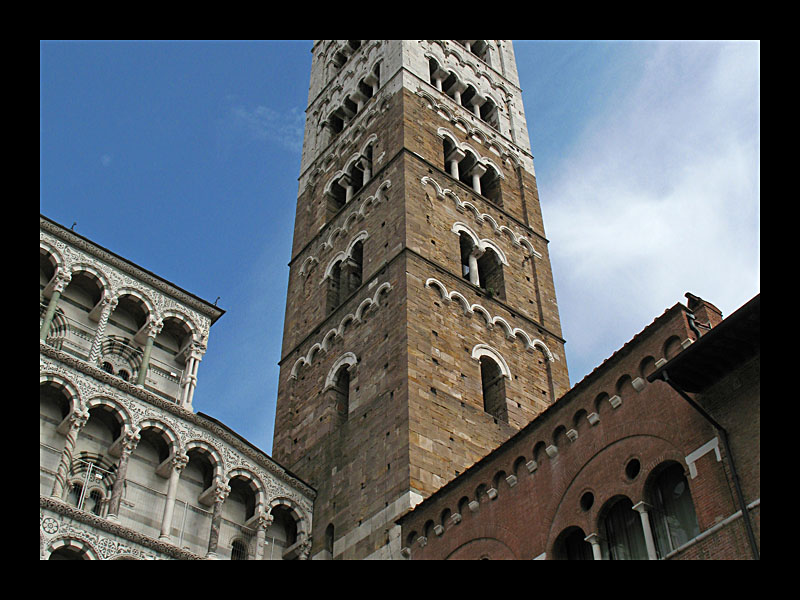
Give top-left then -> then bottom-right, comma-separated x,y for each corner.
331,364 -> 351,420
220,475 -> 259,559
479,164 -> 502,206
40,381 -> 72,494
121,426 -> 172,536
480,356 -> 507,423
231,539 -> 248,560
554,526 -> 593,560
48,544 -> 90,560
476,247 -> 505,300
324,523 -> 335,558
264,505 -> 299,560
648,462 -> 700,557
174,447 -> 217,554
326,260 -> 343,315
600,497 -> 648,560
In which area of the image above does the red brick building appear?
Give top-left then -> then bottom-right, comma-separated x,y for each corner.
397,293 -> 760,560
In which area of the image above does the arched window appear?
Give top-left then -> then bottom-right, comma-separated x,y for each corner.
231,539 -> 248,560
326,260 -> 343,315
331,365 -> 351,420
555,527 -> 594,560
600,497 -> 648,560
325,523 -> 335,557
480,356 -> 507,423
476,247 -> 505,300
649,463 -> 700,557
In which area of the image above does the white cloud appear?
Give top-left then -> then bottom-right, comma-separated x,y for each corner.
228,104 -> 305,153
542,42 -> 760,381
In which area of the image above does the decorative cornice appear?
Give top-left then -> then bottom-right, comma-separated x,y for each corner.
40,495 -> 205,560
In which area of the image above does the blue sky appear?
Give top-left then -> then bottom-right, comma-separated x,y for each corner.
40,40 -> 760,457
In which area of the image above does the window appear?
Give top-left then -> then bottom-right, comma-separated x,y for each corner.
331,365 -> 351,419
480,356 -> 507,423
650,463 -> 700,557
326,241 -> 364,315
600,497 -> 648,560
231,539 -> 248,560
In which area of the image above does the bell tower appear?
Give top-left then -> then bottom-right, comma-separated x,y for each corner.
272,40 -> 569,559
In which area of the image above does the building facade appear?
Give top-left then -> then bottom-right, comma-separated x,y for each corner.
40,215 -> 315,560
272,40 -> 569,559
396,293 -> 760,560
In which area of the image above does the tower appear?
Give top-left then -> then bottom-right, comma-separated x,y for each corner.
272,40 -> 569,559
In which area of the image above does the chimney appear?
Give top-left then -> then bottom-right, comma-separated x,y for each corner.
685,292 -> 724,330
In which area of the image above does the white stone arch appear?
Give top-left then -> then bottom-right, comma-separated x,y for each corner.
40,372 -> 82,415
425,277 -> 450,303
471,344 -> 511,379
324,351 -> 358,391
159,308 -> 201,344
84,395 -> 133,432
449,291 -> 472,315
39,239 -> 65,275
532,339 -> 555,362
355,297 -> 374,321
184,438 -> 225,481
345,230 -> 369,257
321,328 -> 339,352
470,304 -> 493,328
359,133 -> 378,157
135,417 -> 181,456
452,221 -> 481,247
491,316 -> 515,340
290,357 -> 307,380
322,251 -> 348,281
299,255 -> 318,277
46,536 -> 100,560
112,286 -> 157,321
479,239 -> 509,266
225,466 -> 267,510
267,496 -> 312,539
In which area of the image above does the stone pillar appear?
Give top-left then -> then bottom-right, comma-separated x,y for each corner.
88,296 -> 118,364
446,148 -> 465,180
184,342 -> 206,410
254,511 -> 273,561
106,427 -> 141,521
469,163 -> 487,195
159,452 -> 189,540
40,272 -> 71,340
632,501 -> 659,560
50,408 -> 89,500
136,319 -> 163,386
359,157 -> 371,182
584,532 -> 603,560
468,250 -> 482,286
206,480 -> 231,558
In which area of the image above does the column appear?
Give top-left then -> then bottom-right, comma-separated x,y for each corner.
446,148 -> 465,180
359,157 -> 371,182
254,511 -> 273,561
106,427 -> 141,521
40,272 -> 71,340
584,533 -> 603,560
632,501 -> 659,560
468,163 -> 487,195
50,408 -> 89,499
468,250 -> 482,286
136,319 -> 163,386
206,480 -> 231,558
184,342 -> 206,410
88,296 -> 118,364
159,452 -> 189,540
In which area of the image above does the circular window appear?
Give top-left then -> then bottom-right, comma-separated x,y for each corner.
580,491 -> 594,511
625,458 -> 641,480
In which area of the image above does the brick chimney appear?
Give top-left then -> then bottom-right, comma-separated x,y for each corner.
685,292 -> 724,330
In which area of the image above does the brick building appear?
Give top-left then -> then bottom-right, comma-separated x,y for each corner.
396,293 -> 760,559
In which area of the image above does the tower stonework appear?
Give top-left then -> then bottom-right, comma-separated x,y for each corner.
273,40 -> 569,560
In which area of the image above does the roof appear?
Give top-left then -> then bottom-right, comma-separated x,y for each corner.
647,294 -> 760,393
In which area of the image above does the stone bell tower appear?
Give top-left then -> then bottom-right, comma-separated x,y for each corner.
272,40 -> 569,559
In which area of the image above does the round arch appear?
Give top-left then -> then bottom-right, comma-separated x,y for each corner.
324,352 -> 358,390
471,344 -> 511,379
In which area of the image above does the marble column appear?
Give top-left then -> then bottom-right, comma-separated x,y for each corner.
40,272 -> 71,341
88,295 -> 118,364
159,452 -> 189,540
106,428 -> 141,521
50,408 -> 89,499
136,319 -> 163,387
632,501 -> 659,560
584,532 -> 603,560
206,480 -> 231,558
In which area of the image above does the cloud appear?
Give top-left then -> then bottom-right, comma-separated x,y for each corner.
227,103 -> 305,153
542,42 -> 759,381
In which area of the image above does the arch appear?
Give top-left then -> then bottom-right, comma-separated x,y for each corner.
135,418 -> 181,455
267,497 -> 311,539
111,286 -> 156,319
40,373 -> 82,415
345,230 -> 369,257
322,251 -> 347,281
425,278 -> 450,303
226,466 -> 267,509
324,352 -> 358,390
471,344 -> 511,379
159,308 -> 201,343
47,536 -> 99,560
84,395 -> 133,432
183,439 -> 225,481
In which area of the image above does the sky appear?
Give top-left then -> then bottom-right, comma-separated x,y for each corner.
40,40 -> 760,457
